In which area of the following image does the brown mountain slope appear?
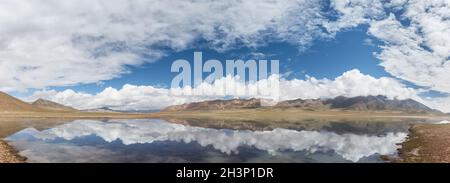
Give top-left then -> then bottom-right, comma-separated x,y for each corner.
323,95 -> 439,114
163,98 -> 262,112
275,99 -> 327,110
162,96 -> 442,114
0,91 -> 41,112
32,99 -> 77,112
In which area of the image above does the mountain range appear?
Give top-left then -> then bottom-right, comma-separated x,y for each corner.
163,95 -> 440,114
0,91 -> 442,114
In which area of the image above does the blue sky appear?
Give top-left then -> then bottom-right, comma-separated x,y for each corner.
42,25 -> 389,94
49,23 -> 443,101
1,0 -> 449,111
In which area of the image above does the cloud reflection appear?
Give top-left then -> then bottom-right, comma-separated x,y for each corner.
7,119 -> 407,162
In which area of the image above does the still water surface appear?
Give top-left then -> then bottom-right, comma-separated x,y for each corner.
6,119 -> 410,163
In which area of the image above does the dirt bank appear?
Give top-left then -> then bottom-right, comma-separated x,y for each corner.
396,124 -> 450,163
0,140 -> 25,163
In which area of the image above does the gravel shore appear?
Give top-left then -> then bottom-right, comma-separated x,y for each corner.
0,140 -> 25,163
396,124 -> 450,163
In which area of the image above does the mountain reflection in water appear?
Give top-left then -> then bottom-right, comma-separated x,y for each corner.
6,119 -> 407,163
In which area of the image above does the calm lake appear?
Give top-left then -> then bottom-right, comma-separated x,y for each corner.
4,118 -> 420,163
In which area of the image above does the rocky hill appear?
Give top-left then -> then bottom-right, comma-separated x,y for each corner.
163,98 -> 262,112
275,99 -> 327,110
0,92 -> 42,112
323,95 -> 437,113
0,92 -> 77,112
31,99 -> 77,112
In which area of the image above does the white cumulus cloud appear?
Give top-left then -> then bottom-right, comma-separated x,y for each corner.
368,0 -> 450,93
24,69 -> 421,111
324,0 -> 386,32
0,0 -> 331,92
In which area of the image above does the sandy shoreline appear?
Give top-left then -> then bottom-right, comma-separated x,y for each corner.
0,140 -> 25,163
395,124 -> 450,163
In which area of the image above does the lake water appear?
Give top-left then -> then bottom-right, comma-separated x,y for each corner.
5,119 -> 414,163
